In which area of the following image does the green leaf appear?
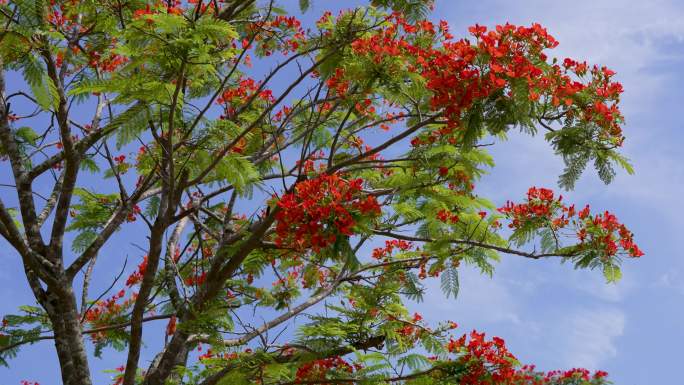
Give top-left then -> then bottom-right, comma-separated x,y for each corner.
13,0 -> 47,27
402,272 -> 424,302
79,158 -> 100,173
539,228 -> 558,253
22,56 -> 53,111
114,104 -> 151,149
68,77 -> 113,97
298,0 -> 310,12
66,189 -> 118,232
214,155 -> 259,194
14,127 -> 39,145
398,353 -> 430,371
603,263 -> 622,283
607,151 -> 635,175
145,196 -> 161,218
370,0 -> 432,22
440,266 -> 459,299
71,230 -> 97,253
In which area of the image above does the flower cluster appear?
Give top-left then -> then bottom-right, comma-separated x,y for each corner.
247,15 -> 306,56
125,255 -> 148,287
126,204 -> 141,222
217,77 -> 258,105
46,0 -> 83,31
581,210 -> 643,258
196,348 -> 241,362
371,239 -> 413,260
436,208 -> 460,224
111,365 -> 125,385
448,331 -> 518,384
83,290 -> 136,341
184,270 -> 207,286
85,48 -> 129,73
50,22 -> 128,75
275,173 -> 381,251
132,2 -> 185,22
325,68 -> 349,97
448,331 -> 610,385
295,356 -> 356,382
341,15 -> 624,146
499,187 -> 643,258
498,187 -> 564,229
216,76 -> 275,118
394,312 -> 426,339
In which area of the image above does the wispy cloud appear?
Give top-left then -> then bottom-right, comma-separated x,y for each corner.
557,307 -> 626,369
655,269 -> 684,295
420,266 -> 523,325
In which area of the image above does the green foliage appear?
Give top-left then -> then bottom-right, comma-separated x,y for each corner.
214,155 -> 260,194
79,157 -> 101,173
602,262 -> 622,283
71,230 -> 98,253
113,104 -> 152,150
0,1 -> 634,384
0,305 -> 50,367
402,272 -> 425,302
93,328 -> 129,358
20,55 -> 57,111
440,265 -> 459,299
66,189 -> 120,252
66,189 -> 119,233
299,0 -> 311,12
370,0 -> 433,21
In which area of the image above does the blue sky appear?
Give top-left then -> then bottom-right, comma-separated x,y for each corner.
1,0 -> 683,383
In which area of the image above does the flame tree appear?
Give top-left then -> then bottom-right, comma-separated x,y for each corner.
0,1 -> 641,384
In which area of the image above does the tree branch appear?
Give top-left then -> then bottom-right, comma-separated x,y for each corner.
0,314 -> 173,355
372,230 -> 576,259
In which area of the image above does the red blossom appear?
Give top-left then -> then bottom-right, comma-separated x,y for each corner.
371,239 -> 413,260
125,255 -> 148,287
446,331 -> 610,384
338,17 -> 624,147
274,173 -> 381,251
295,356 -> 353,381
499,187 -> 643,259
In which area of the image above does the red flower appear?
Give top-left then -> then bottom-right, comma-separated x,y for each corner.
274,173 -> 381,251
125,255 -> 148,287
500,187 -> 643,261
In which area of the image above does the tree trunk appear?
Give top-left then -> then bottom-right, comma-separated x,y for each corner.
45,284 -> 93,385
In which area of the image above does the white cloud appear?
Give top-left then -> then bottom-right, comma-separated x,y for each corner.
567,269 -> 634,303
418,266 -> 522,325
417,265 -> 627,370
655,269 -> 684,295
556,307 -> 626,369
